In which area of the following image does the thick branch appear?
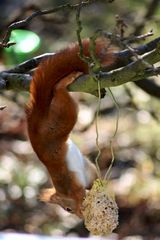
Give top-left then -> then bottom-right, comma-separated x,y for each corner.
1,46 -> 160,94
7,53 -> 55,74
3,36 -> 160,75
1,73 -> 32,91
69,50 -> 160,93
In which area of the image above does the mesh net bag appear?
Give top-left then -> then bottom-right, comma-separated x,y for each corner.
82,179 -> 118,236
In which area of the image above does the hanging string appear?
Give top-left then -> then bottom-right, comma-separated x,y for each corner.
94,77 -> 102,179
87,33 -> 120,182
104,87 -> 120,181
94,80 -> 120,181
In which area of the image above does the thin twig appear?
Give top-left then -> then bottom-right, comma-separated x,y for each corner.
76,1 -> 91,64
0,106 -> 6,111
99,30 -> 153,45
104,88 -> 119,180
134,0 -> 160,35
0,42 -> 16,48
1,0 -> 109,47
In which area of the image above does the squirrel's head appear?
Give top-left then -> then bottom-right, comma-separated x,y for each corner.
39,187 -> 85,218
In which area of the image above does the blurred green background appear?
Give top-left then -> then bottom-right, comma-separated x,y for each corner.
0,0 -> 160,239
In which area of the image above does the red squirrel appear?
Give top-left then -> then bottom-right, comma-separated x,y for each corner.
26,38 -> 114,217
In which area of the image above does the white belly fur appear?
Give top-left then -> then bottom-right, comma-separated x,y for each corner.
65,139 -> 87,187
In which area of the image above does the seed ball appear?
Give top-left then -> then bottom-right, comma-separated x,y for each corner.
82,179 -> 118,236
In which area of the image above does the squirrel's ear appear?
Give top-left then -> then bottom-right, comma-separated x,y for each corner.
39,188 -> 56,203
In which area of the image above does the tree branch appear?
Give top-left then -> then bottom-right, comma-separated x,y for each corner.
3,35 -> 160,75
69,47 -> 160,94
7,53 -> 55,74
134,78 -> 160,98
132,0 -> 160,97
1,73 -> 31,90
1,44 -> 160,94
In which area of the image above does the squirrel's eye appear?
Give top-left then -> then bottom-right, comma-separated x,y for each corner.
66,207 -> 72,212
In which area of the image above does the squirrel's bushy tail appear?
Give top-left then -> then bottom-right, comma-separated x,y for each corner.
26,38 -> 114,115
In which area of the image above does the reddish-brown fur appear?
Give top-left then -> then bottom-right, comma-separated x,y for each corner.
26,38 -> 114,217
